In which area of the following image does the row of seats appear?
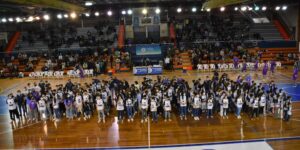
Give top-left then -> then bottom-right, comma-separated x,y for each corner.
197,62 -> 281,71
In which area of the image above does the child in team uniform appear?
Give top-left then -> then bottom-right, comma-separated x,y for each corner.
292,67 -> 298,87
38,97 -> 47,121
283,97 -> 290,121
126,97 -> 134,122
64,95 -> 74,120
141,97 -> 148,123
179,93 -> 187,120
96,96 -> 105,123
27,96 -> 38,122
252,97 -> 259,119
207,97 -> 214,119
276,94 -> 283,119
260,93 -> 266,116
83,92 -> 91,120
150,97 -> 158,122
116,97 -> 124,123
45,92 -> 53,120
75,93 -> 83,120
163,96 -> 172,122
201,93 -> 207,115
53,96 -> 60,121
262,61 -> 268,79
102,90 -> 109,115
156,91 -> 163,115
6,94 -> 19,122
236,95 -> 243,119
222,96 -> 229,119
193,94 -> 201,120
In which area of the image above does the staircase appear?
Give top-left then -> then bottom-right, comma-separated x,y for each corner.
5,32 -> 21,54
117,24 -> 125,48
273,20 -> 290,40
35,58 -> 46,71
173,52 -> 193,70
250,23 -> 283,40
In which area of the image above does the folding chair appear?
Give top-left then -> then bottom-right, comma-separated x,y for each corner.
197,64 -> 203,71
217,64 -> 224,72
47,71 -> 54,78
209,64 -> 215,71
228,63 -> 234,71
89,69 -> 94,77
203,64 -> 209,72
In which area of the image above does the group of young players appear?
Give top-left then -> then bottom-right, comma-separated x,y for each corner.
6,71 -> 293,125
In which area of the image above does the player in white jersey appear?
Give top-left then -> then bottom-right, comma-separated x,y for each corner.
207,97 -> 214,119
222,97 -> 229,119
6,94 -> 19,122
82,92 -> 91,120
116,97 -> 124,123
52,96 -> 60,121
192,94 -> 201,120
163,96 -> 172,122
96,96 -> 105,123
236,96 -> 243,119
141,97 -> 148,123
201,93 -> 207,112
252,97 -> 259,119
45,92 -> 53,119
102,90 -> 109,114
150,97 -> 158,122
126,97 -> 134,122
75,93 -> 83,120
83,92 -> 89,103
167,87 -> 173,97
38,97 -> 47,121
260,94 -> 266,116
179,93 -> 187,120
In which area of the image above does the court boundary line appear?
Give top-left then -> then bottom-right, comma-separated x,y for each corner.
37,135 -> 300,150
0,121 -> 41,135
148,115 -> 150,149
291,119 -> 300,122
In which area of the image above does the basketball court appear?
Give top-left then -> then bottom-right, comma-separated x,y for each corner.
0,1 -> 299,149
0,69 -> 300,149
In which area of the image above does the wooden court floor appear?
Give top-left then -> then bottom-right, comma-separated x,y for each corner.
0,69 -> 300,149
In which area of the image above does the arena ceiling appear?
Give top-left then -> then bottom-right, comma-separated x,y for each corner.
0,0 -> 298,16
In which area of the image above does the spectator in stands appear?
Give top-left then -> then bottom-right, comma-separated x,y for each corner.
25,62 -> 34,72
164,56 -> 171,70
115,58 -> 121,72
145,58 -> 151,66
293,53 -> 298,61
42,65 -> 49,72
288,53 -> 293,60
0,69 -> 3,78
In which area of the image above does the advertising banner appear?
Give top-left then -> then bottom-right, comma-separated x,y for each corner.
148,67 -> 163,75
133,67 -> 148,75
136,44 -> 161,55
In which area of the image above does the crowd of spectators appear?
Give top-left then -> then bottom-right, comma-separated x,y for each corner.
18,21 -> 117,50
1,13 -> 298,78
40,48 -> 131,74
0,53 -> 39,78
173,14 -> 256,44
0,47 -> 131,78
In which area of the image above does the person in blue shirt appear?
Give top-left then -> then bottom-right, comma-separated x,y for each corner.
64,95 -> 74,120
15,90 -> 26,117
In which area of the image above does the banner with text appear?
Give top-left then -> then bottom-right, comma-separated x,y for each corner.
136,44 -> 161,55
